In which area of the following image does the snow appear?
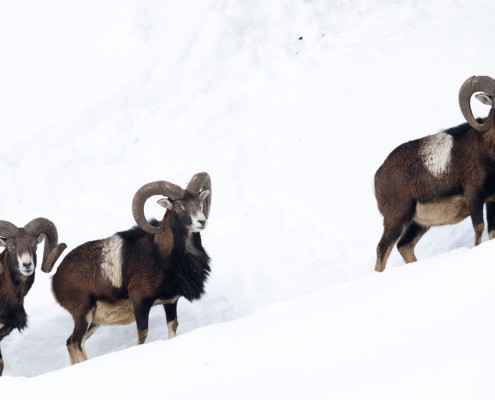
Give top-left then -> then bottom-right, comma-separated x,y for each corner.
1,0 -> 495,398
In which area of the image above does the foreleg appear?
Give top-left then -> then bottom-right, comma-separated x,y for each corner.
0,326 -> 14,376
164,302 -> 179,339
0,341 -> 3,376
486,202 -> 495,240
133,300 -> 153,345
466,189 -> 485,245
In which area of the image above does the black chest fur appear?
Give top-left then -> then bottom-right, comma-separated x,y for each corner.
119,226 -> 211,302
0,266 -> 33,333
0,301 -> 28,332
164,250 -> 211,302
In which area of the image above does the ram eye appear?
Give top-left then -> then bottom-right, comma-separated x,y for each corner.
8,245 -> 15,251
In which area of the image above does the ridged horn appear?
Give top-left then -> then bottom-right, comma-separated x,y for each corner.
0,221 -> 15,274
132,180 -> 185,234
0,220 -> 18,239
186,172 -> 212,219
24,218 -> 67,273
459,75 -> 495,132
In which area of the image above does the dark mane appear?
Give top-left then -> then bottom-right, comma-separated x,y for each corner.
116,218 -> 160,240
171,233 -> 210,301
445,117 -> 487,138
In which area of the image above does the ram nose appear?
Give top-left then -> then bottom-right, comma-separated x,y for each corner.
18,254 -> 35,276
191,218 -> 208,232
23,262 -> 34,274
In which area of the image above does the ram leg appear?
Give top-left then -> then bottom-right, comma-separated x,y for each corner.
397,222 -> 429,264
164,302 -> 179,339
66,305 -> 94,365
466,190 -> 485,246
375,209 -> 413,272
133,300 -> 153,345
85,323 -> 100,341
375,227 -> 401,272
0,327 -> 13,376
486,203 -> 495,240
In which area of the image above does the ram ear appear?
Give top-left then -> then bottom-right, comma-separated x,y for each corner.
157,198 -> 173,210
475,93 -> 493,106
199,190 -> 210,201
37,233 -> 46,244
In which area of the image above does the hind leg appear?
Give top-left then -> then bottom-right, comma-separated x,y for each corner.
375,208 -> 414,272
66,304 -> 95,365
85,323 -> 100,341
375,224 -> 402,272
397,222 -> 429,264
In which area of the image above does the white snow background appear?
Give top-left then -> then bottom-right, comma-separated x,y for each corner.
1,0 -> 495,398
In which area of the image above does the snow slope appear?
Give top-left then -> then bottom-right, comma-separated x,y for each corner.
1,0 -> 495,398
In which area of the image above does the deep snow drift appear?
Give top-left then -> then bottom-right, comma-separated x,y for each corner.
1,0 -> 495,398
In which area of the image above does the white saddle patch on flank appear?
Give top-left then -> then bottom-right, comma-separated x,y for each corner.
101,235 -> 123,288
420,132 -> 453,177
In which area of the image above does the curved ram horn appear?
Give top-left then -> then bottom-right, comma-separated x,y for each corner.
0,221 -> 17,273
186,172 -> 212,219
132,180 -> 185,234
0,220 -> 17,239
24,218 -> 67,273
459,75 -> 495,132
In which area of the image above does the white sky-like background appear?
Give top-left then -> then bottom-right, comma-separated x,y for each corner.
1,1 -> 495,398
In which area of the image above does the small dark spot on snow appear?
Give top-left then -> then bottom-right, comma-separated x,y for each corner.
298,36 -> 303,40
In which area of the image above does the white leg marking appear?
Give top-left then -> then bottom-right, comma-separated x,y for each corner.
167,319 -> 178,339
